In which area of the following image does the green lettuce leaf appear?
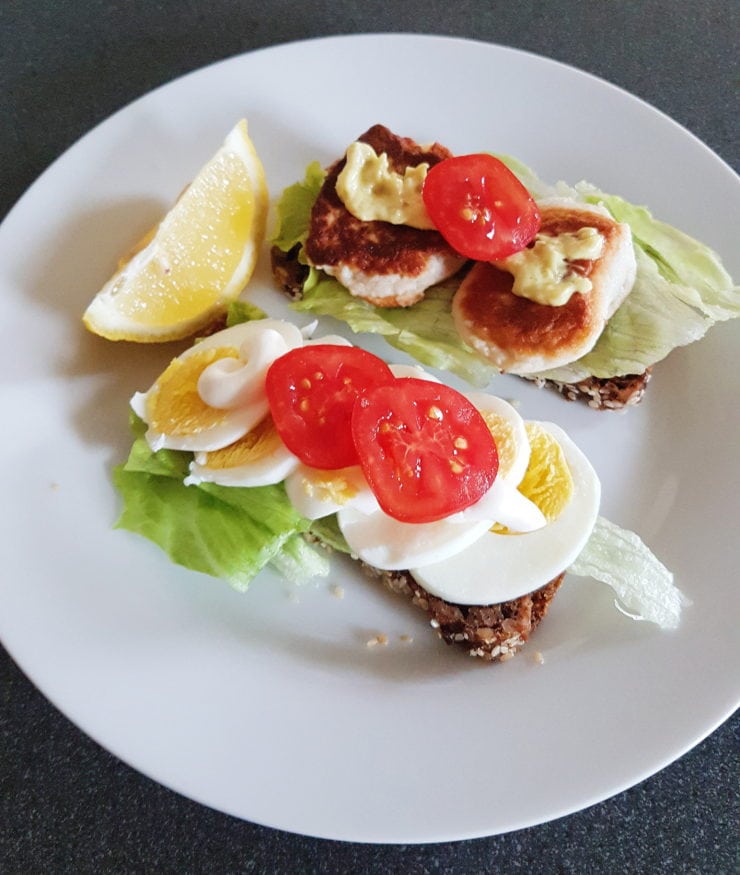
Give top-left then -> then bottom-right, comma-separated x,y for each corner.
114,417 -> 325,591
271,160 -> 326,253
536,247 -> 721,382
226,299 -> 268,326
294,276 -> 498,386
570,516 -> 686,629
268,533 -> 331,583
308,515 -> 352,555
501,168 -> 740,383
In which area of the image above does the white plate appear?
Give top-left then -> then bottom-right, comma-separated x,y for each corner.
1,34 -> 738,844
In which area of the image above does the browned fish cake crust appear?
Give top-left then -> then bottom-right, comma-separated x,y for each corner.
303,124 -> 464,306
453,208 -> 625,365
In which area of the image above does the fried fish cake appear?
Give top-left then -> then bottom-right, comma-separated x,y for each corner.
452,200 -> 636,374
304,124 -> 466,307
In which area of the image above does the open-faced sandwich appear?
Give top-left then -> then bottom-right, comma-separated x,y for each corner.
115,310 -> 683,662
271,124 -> 739,408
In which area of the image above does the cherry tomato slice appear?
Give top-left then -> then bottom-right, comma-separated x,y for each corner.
351,378 -> 498,523
265,344 -> 394,470
422,153 -> 541,261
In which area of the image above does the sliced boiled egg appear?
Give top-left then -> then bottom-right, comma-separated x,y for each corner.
466,391 -> 530,486
336,467 -> 545,571
409,422 -> 600,605
337,504 -> 495,570
185,414 -> 299,487
335,386 -> 545,569
131,319 -> 303,452
285,465 -> 378,520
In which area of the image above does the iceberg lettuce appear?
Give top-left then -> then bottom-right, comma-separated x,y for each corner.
114,413 -> 327,591
570,516 -> 686,629
274,158 -> 739,386
293,277 -> 498,386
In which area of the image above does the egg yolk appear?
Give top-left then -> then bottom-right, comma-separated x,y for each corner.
147,346 -> 240,436
301,470 -> 360,506
480,410 -> 519,479
518,423 -> 574,522
199,415 -> 282,469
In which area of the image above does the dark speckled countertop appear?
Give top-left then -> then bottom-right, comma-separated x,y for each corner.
1,2 -> 738,872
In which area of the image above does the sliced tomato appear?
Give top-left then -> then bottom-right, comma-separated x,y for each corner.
351,378 -> 498,523
265,344 -> 394,470
422,153 -> 541,261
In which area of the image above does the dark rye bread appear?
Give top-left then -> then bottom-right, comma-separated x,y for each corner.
270,245 -> 650,410
528,369 -> 652,410
363,564 -> 565,662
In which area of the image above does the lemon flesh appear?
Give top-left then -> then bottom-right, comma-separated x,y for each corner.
83,119 -> 268,342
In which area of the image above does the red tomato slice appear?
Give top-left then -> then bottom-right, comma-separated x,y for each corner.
265,344 -> 394,470
422,154 -> 541,261
351,378 -> 498,523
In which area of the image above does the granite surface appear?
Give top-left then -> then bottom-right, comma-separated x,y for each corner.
1,1 -> 738,872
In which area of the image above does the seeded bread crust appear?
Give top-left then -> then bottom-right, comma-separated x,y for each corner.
363,564 -> 565,662
527,369 -> 652,409
270,245 -> 650,410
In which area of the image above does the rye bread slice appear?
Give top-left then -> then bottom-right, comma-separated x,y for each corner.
363,564 -> 565,662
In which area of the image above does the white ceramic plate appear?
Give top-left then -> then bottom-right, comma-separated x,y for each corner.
1,34 -> 738,844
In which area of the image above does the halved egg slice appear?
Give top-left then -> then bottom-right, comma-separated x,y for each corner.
466,391 -> 530,486
185,414 -> 299,487
335,391 -> 545,569
285,465 -> 378,520
389,363 -> 442,382
409,422 -> 600,605
337,504 -> 496,571
131,319 -> 303,452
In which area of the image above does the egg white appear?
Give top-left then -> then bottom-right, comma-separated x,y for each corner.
465,391 -> 531,486
131,319 -> 304,452
185,439 -> 300,488
338,504 -> 495,570
286,465 -> 378,520
388,363 -> 442,381
409,422 -> 601,605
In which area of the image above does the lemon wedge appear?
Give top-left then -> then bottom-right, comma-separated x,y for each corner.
83,119 -> 268,342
